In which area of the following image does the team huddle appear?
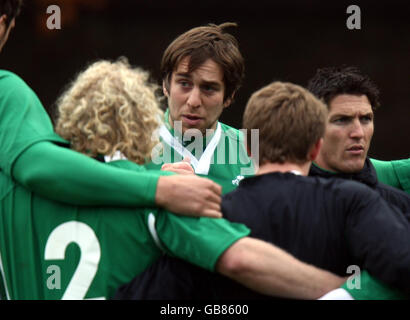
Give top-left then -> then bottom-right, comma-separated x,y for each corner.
0,0 -> 409,300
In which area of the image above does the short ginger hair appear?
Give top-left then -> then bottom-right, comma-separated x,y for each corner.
243,81 -> 328,165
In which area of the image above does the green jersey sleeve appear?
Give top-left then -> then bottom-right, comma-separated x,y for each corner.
13,141 -> 174,207
371,158 -> 410,193
370,158 -> 402,189
391,159 -> 410,194
341,270 -> 408,300
153,210 -> 250,271
0,70 -> 66,176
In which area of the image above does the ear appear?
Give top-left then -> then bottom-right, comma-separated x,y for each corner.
162,81 -> 169,97
223,91 -> 236,108
0,14 -> 7,26
309,138 -> 323,161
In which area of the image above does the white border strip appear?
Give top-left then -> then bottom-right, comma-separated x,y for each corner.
0,249 -> 11,300
148,213 -> 166,253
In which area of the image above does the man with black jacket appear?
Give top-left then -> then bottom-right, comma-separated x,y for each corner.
114,82 -> 410,300
305,66 -> 410,299
309,158 -> 410,215
307,66 -> 410,205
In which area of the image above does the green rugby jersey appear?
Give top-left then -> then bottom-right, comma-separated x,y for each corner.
145,110 -> 255,194
371,158 -> 410,194
0,165 -> 249,300
0,70 -> 66,176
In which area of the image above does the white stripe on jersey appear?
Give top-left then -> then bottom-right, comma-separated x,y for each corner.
148,213 -> 166,253
0,249 -> 10,300
159,122 -> 222,175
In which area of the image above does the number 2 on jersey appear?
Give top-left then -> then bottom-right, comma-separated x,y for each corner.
44,221 -> 105,300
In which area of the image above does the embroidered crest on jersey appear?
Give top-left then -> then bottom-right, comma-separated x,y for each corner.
232,175 -> 245,186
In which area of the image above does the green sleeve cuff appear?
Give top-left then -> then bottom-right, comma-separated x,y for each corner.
370,158 -> 401,189
341,270 -> 408,300
391,159 -> 410,194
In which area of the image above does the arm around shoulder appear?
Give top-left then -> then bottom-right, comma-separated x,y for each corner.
12,141 -> 161,207
216,237 -> 345,299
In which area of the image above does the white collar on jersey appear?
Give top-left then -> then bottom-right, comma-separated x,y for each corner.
104,151 -> 127,163
159,122 -> 222,175
290,170 -> 303,175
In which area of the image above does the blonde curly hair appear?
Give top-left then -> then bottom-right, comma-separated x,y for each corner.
55,58 -> 163,164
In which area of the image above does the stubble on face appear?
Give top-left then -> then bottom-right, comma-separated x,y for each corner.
165,56 -> 229,136
315,94 -> 374,173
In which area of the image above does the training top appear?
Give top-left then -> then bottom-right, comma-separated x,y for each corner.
0,161 -> 249,300
114,172 -> 410,300
144,109 -> 255,194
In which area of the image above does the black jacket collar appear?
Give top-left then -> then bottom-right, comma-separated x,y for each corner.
309,158 -> 378,187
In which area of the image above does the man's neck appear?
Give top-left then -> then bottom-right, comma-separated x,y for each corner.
257,161 -> 311,176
